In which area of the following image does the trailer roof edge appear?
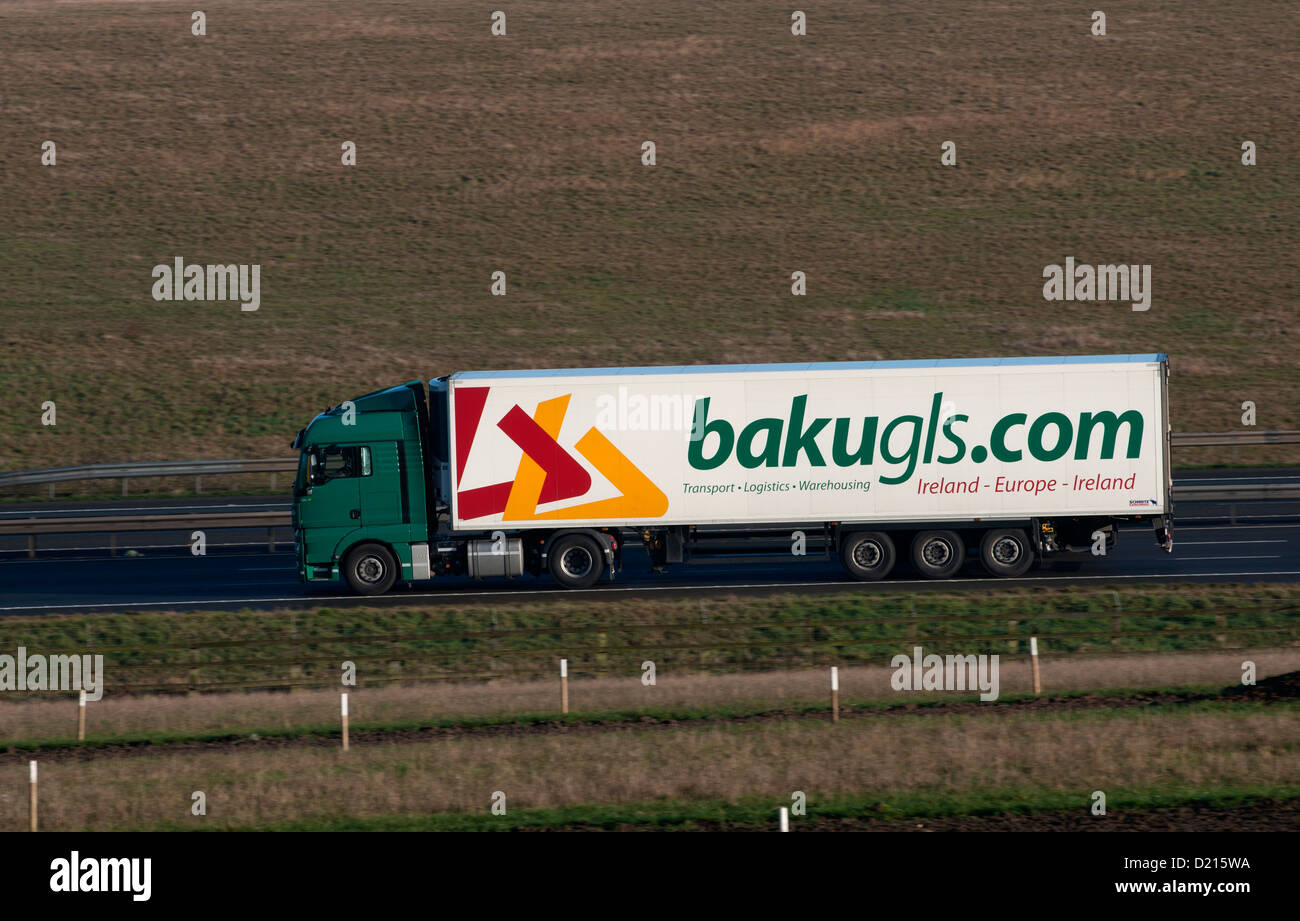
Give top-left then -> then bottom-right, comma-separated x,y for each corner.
447,354 -> 1168,381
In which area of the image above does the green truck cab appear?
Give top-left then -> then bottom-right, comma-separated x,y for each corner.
292,381 -> 439,593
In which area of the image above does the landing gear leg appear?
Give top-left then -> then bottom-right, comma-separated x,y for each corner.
1153,516 -> 1173,553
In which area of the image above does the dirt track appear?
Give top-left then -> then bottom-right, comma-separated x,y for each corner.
5,676 -> 1294,766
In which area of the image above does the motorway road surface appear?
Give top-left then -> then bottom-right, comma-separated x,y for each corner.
1,469 -> 1298,615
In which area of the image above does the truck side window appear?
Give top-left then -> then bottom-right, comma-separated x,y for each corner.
313,446 -> 371,483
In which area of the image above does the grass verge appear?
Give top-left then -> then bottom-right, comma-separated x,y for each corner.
3,584 -> 1298,692
123,785 -> 1300,832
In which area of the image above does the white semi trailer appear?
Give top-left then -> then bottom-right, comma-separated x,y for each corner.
293,354 -> 1173,593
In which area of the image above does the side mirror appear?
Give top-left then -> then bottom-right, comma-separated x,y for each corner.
307,450 -> 327,487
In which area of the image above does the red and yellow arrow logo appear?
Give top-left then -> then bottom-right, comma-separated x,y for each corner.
454,387 -> 668,521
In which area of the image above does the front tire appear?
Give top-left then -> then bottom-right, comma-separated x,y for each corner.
343,542 -> 399,595
979,528 -> 1034,578
548,534 -> 605,589
911,530 -> 965,580
839,531 -> 896,581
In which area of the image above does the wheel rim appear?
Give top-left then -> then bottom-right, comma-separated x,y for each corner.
992,537 -> 1022,565
559,546 -> 594,579
922,539 -> 953,567
356,555 -> 387,584
852,540 -> 883,569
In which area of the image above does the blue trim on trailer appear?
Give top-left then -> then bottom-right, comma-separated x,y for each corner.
447,354 -> 1167,381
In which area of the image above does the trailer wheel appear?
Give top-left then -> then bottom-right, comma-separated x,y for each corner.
911,530 -> 965,580
548,534 -> 604,589
839,531 -> 896,581
979,528 -> 1034,578
343,542 -> 399,595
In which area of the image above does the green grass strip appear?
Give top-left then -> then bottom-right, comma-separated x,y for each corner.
125,784 -> 1300,832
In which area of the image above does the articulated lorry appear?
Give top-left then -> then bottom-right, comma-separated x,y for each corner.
291,354 -> 1173,594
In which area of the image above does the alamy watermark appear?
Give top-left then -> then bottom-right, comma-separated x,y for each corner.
890,645 -> 1000,701
1042,257 -> 1151,311
152,257 -> 260,311
50,852 -> 150,901
0,647 -> 104,700
594,386 -> 702,439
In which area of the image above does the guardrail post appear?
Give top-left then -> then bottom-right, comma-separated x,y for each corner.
268,527 -> 276,553
195,476 -> 201,495
270,472 -> 277,492
27,535 -> 36,560
121,478 -> 128,497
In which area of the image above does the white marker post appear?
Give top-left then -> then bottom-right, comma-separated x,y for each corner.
29,761 -> 37,832
830,666 -> 839,723
77,690 -> 86,741
341,693 -> 350,751
1030,636 -> 1041,695
778,806 -> 789,832
560,659 -> 569,715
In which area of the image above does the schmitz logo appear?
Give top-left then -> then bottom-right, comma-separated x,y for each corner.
454,387 -> 668,521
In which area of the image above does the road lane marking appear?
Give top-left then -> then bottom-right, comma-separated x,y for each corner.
1176,476 -> 1300,483
4,570 -> 1300,613
0,552 -> 293,564
1176,540 -> 1285,545
1175,555 -> 1283,561
0,503 -> 288,517
1179,524 -> 1300,530
1179,515 -> 1300,522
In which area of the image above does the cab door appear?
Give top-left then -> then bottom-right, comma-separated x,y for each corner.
296,446 -> 363,562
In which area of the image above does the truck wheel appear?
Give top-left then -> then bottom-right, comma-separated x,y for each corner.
979,528 -> 1034,578
911,530 -> 965,580
343,542 -> 399,595
840,531 -> 896,581
548,534 -> 604,589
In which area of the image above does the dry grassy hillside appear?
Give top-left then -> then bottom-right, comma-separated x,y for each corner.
1,1 -> 1296,469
